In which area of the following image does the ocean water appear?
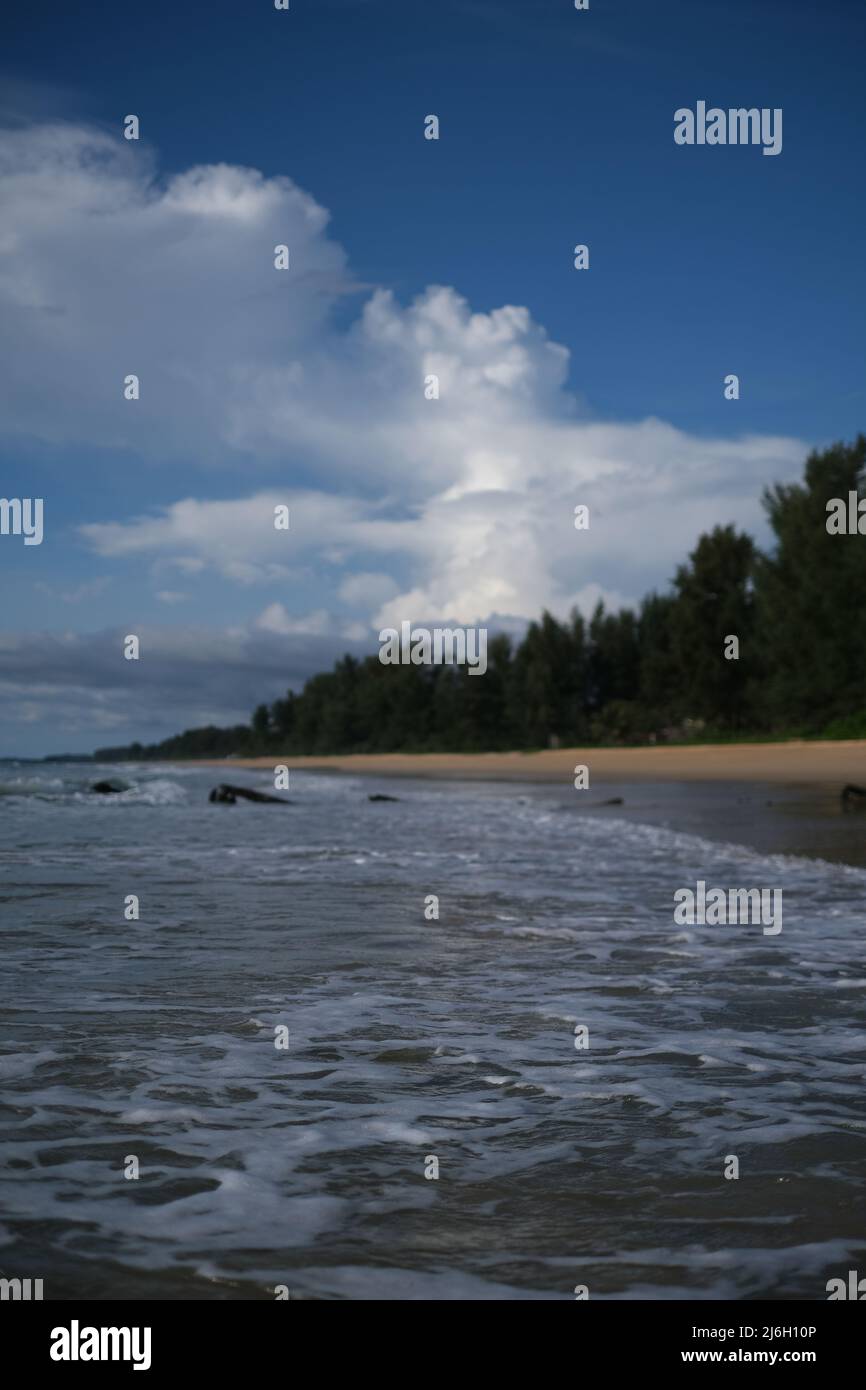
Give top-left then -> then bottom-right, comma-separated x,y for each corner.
1,760 -> 865,1301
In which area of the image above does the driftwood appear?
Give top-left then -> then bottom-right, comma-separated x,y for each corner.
368,793 -> 400,802
209,784 -> 292,805
841,783 -> 866,810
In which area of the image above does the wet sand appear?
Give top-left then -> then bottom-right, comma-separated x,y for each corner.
197,739 -> 866,786
186,742 -> 866,868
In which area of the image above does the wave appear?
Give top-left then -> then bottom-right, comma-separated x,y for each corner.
0,769 -> 188,806
0,774 -> 67,796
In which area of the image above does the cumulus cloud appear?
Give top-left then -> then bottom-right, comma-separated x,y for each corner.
0,122 -> 810,745
0,121 -> 351,458
78,417 -> 805,629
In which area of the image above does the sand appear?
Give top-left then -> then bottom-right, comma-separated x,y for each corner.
193,740 -> 866,786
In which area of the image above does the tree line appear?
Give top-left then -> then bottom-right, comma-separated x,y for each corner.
94,435 -> 866,760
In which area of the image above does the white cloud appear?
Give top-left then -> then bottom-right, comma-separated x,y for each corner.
2,121 -> 809,644
338,571 -> 400,608
0,122 -> 351,458
79,415 -> 804,629
255,603 -> 330,636
35,577 -> 111,605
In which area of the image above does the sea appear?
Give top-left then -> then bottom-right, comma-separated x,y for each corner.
1,760 -> 865,1300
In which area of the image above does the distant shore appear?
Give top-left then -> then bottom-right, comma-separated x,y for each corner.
187,739 -> 866,786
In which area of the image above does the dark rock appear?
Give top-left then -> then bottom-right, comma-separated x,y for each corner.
368,793 -> 400,802
209,784 -> 291,805
91,780 -> 126,794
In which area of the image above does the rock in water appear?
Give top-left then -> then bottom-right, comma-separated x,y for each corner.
209,783 -> 291,804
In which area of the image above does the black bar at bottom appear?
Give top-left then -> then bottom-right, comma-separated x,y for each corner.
2,1298 -> 861,1376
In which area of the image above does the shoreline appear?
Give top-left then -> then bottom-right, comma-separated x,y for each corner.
185,738 -> 866,787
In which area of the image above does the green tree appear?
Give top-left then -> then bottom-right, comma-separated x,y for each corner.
509,610 -> 585,747
670,525 -> 757,730
638,592 -> 682,725
757,434 -> 866,729
270,691 -> 296,744
252,703 -> 271,743
587,603 -> 640,713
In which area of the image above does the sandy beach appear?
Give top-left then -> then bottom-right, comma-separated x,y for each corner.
194,739 -> 866,787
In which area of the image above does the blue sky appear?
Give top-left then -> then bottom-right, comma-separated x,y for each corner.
1,0 -> 864,754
